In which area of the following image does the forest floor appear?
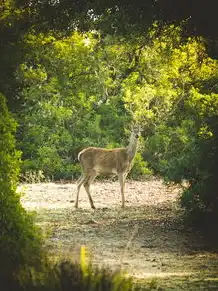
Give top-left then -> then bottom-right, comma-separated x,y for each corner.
19,178 -> 218,290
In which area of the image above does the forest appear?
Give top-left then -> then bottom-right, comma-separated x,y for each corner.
1,1 -> 218,290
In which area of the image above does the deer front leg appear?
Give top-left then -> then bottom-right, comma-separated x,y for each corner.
118,173 -> 125,208
83,171 -> 97,209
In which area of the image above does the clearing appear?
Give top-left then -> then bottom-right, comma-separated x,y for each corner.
19,178 -> 218,290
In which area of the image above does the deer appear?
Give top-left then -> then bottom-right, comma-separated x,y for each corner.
74,126 -> 140,209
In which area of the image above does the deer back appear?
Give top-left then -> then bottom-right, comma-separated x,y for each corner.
78,147 -> 131,174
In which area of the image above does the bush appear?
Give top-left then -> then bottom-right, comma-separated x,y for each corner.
129,153 -> 153,180
4,246 -> 138,291
0,93 -> 43,287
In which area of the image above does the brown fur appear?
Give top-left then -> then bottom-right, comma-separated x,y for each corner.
78,147 -> 131,175
74,129 -> 139,209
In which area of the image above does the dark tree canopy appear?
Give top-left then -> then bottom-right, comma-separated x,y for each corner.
12,0 -> 218,38
2,0 -> 217,39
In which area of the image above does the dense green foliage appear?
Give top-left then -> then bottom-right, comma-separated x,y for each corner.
0,93 -> 43,288
121,26 -> 218,222
1,0 -> 218,112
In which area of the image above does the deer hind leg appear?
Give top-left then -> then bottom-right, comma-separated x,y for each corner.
118,172 -> 125,208
75,174 -> 89,208
83,170 -> 97,209
76,174 -> 83,184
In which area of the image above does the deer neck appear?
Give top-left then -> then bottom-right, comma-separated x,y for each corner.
127,134 -> 138,161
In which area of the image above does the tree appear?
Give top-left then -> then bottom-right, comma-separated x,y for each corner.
1,0 -> 218,112
122,25 -> 218,224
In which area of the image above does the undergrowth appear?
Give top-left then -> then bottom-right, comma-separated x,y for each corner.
1,246 -> 143,291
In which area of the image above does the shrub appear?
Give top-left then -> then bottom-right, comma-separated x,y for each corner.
129,153 -> 153,180
0,93 -> 43,287
7,247 -> 137,291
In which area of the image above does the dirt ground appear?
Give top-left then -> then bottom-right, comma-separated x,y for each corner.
19,178 -> 218,290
